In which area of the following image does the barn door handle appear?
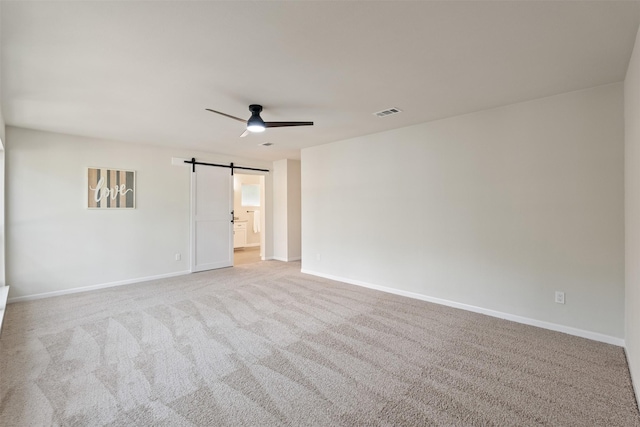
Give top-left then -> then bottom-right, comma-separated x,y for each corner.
231,210 -> 234,223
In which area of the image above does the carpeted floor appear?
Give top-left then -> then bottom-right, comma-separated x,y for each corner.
1,261 -> 639,426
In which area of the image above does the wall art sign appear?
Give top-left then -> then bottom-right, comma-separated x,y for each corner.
87,168 -> 136,209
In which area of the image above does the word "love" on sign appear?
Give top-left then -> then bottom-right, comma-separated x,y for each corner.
87,168 -> 135,209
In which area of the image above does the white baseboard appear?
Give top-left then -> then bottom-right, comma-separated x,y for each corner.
301,269 -> 624,347
0,286 -> 9,334
635,377 -> 640,416
624,347 -> 640,409
0,286 -> 8,310
244,243 -> 260,248
273,256 -> 301,262
7,271 -> 191,304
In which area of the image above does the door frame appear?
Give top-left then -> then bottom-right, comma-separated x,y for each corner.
233,172 -> 268,260
185,158 -> 270,271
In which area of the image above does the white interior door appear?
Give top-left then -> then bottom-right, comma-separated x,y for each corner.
191,165 -> 233,272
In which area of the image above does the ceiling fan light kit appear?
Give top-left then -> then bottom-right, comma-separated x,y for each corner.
247,124 -> 266,133
206,104 -> 313,138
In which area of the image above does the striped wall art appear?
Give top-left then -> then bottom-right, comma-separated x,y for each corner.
87,168 -> 136,209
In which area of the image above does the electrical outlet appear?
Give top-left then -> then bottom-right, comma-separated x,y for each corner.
316,253 -> 321,261
555,291 -> 565,304
175,253 -> 181,261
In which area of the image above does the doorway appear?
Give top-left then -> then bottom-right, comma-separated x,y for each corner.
189,158 -> 268,272
233,173 -> 265,266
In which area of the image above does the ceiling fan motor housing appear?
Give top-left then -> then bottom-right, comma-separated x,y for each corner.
247,104 -> 266,130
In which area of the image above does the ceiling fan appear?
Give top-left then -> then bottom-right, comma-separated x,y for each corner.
206,104 -> 314,137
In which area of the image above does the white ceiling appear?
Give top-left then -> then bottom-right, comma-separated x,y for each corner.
2,1 -> 639,162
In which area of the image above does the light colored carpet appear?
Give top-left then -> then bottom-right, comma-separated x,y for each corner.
1,261 -> 638,426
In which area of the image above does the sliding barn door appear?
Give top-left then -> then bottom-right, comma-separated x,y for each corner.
191,165 -> 233,272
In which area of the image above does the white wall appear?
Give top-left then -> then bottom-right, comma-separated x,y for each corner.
287,160 -> 301,260
624,25 -> 640,405
273,159 -> 301,262
0,151 -> 4,286
302,83 -> 624,340
0,0 -> 6,288
0,0 -> 4,148
273,159 -> 288,260
5,126 -> 273,299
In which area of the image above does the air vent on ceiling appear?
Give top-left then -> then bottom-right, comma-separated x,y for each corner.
260,142 -> 273,147
373,107 -> 402,118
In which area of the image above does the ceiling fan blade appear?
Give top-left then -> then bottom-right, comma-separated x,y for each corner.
264,121 -> 314,128
240,129 -> 250,138
205,108 -> 246,123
